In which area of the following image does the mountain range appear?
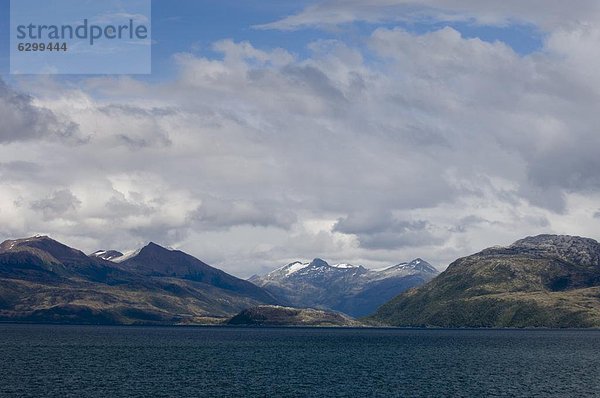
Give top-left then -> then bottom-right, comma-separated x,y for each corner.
0,234 -> 437,324
3,233 -> 600,328
250,258 -> 438,317
0,235 -> 277,324
370,235 -> 600,328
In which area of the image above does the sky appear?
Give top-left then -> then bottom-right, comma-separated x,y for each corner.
1,0 -> 600,278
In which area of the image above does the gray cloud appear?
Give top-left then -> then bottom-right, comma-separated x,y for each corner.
279,64 -> 347,105
0,79 -> 79,143
30,189 -> 82,220
451,215 -> 490,233
128,223 -> 192,247
98,104 -> 177,118
2,22 -> 600,276
517,185 -> 567,214
116,133 -> 172,150
0,161 -> 42,181
191,198 -> 297,230
96,104 -> 173,149
333,212 -> 445,250
105,194 -> 154,218
526,142 -> 600,191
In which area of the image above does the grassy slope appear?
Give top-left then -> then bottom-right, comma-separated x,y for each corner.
0,276 -> 272,324
369,253 -> 600,328
0,237 -> 278,325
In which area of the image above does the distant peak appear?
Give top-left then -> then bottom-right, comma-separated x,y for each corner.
25,235 -> 52,242
330,262 -> 360,269
309,258 -> 330,268
2,235 -> 59,249
375,258 -> 437,274
407,259 -> 437,273
125,242 -> 189,263
496,234 -> 600,267
90,250 -> 124,262
265,258 -> 364,278
112,248 -> 141,263
0,235 -> 90,264
267,261 -> 309,277
511,234 -> 598,247
139,242 -> 173,253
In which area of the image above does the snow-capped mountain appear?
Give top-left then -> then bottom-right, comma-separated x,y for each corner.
89,242 -> 277,304
370,259 -> 439,279
249,258 -> 438,317
259,258 -> 368,281
90,250 -> 124,262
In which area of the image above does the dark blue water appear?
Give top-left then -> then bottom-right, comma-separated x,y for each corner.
1,325 -> 599,397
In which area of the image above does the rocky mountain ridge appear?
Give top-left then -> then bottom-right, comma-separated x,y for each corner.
0,235 -> 277,324
370,234 -> 600,328
250,257 -> 438,317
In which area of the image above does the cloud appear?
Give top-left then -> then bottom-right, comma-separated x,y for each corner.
333,211 -> 445,249
105,193 -> 154,218
92,12 -> 150,25
0,79 -> 80,143
0,161 -> 43,181
96,104 -> 174,149
191,198 -> 297,230
2,27 -> 600,276
212,39 -> 295,67
256,0 -> 600,31
30,189 -> 82,220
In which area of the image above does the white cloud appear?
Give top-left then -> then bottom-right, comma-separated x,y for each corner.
256,0 -> 600,31
2,23 -> 600,276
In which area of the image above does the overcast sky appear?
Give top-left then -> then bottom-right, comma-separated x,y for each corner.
1,0 -> 600,277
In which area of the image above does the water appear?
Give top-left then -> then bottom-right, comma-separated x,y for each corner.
0,325 -> 599,397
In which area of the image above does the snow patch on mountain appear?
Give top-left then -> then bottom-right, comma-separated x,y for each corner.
250,257 -> 438,318
284,261 -> 309,276
112,249 -> 141,263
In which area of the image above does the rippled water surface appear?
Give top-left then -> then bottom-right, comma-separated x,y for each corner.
1,325 -> 599,397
